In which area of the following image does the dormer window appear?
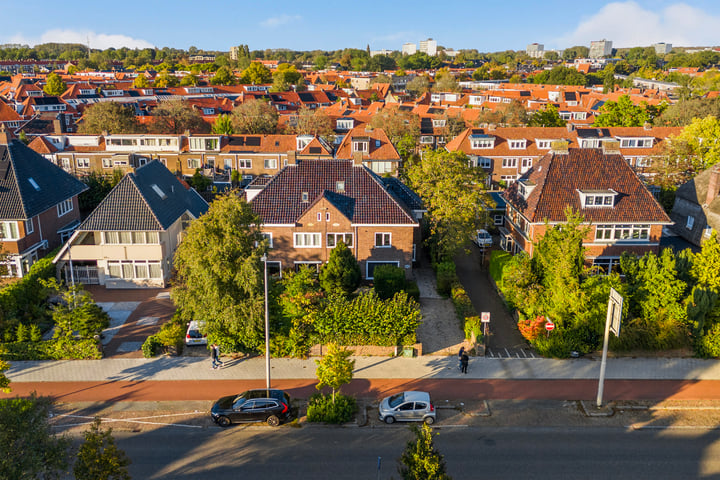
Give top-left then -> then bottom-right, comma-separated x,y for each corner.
470,134 -> 495,149
535,139 -> 556,149
352,137 -> 369,153
617,137 -> 654,148
579,189 -> 617,208
518,179 -> 535,199
337,119 -> 354,130
509,139 -> 527,150
432,119 -> 446,128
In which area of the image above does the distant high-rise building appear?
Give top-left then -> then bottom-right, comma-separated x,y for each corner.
589,39 -> 613,58
526,43 -> 545,58
229,46 -> 240,61
370,49 -> 393,57
419,38 -> 437,56
402,42 -> 417,55
653,42 -> 672,55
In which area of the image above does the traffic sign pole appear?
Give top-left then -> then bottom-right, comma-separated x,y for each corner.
596,288 -> 623,408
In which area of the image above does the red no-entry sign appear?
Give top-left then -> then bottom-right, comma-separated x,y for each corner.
545,321 -> 555,331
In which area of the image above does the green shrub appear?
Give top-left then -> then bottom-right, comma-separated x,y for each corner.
373,265 -> 406,300
306,393 -> 357,424
15,323 -> 28,343
142,335 -> 162,358
29,324 -> 42,342
404,280 -> 420,301
450,283 -> 476,321
435,261 -> 457,296
155,320 -> 185,349
696,323 -> 720,358
464,316 -> 483,342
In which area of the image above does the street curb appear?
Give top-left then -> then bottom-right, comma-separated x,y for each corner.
579,400 -> 614,417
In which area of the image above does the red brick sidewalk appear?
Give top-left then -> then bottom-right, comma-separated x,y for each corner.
86,286 -> 177,359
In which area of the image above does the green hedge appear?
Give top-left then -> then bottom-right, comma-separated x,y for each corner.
1,338 -> 102,360
313,291 -> 420,346
435,261 -> 456,296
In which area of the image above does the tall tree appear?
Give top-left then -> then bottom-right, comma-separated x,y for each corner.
79,102 -> 141,134
240,62 -> 272,84
230,100 -> 279,134
528,104 -> 567,127
290,106 -> 333,138
397,423 -> 452,480
318,242 -> 361,296
369,107 -> 420,146
210,66 -> 236,85
212,113 -> 234,135
593,95 -> 654,127
405,149 -> 490,261
405,75 -> 430,97
132,74 -> 149,88
152,70 -> 179,88
314,343 -> 354,403
172,193 -> 267,352
74,418 -> 131,480
150,98 -> 210,134
43,72 -> 67,96
0,395 -> 70,479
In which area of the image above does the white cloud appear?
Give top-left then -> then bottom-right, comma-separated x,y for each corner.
3,29 -> 154,49
260,14 -> 302,28
556,1 -> 720,48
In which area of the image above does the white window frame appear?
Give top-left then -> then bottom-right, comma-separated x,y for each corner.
262,232 -> 273,248
0,221 -> 20,240
25,218 -> 34,235
636,157 -> 651,168
264,158 -> 277,169
326,233 -> 353,248
102,158 -> 112,168
57,198 -> 73,217
375,232 -> 392,247
353,141 -> 368,152
293,232 -> 321,248
502,158 -> 518,169
500,175 -> 517,185
106,260 -> 163,280
238,158 -> 252,169
521,157 -> 533,173
471,139 -> 494,149
187,158 -> 201,169
595,224 -> 650,242
76,157 -> 90,169
535,139 -> 553,149
478,157 -> 491,169
508,140 -> 526,150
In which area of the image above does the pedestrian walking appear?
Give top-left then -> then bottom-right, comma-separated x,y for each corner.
460,353 -> 469,374
458,346 -> 465,371
210,343 -> 223,369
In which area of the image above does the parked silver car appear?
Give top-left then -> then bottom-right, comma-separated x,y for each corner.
378,391 -> 436,425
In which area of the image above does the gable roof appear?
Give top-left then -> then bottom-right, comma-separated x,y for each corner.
504,148 -> 670,224
79,160 -> 208,231
0,138 -> 87,220
250,159 -> 417,225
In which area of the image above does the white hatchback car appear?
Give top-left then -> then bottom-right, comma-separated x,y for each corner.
378,391 -> 436,425
473,229 -> 493,248
185,321 -> 208,346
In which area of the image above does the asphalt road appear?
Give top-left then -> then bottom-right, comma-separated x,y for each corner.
75,425 -> 720,480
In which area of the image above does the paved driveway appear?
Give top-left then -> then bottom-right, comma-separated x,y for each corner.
455,245 -> 535,358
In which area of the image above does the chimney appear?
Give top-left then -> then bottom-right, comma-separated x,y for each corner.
566,122 -> 575,132
0,124 -> 14,145
550,140 -> 569,154
487,123 -> 496,131
287,150 -> 297,166
643,122 -> 652,131
53,119 -> 66,135
706,165 -> 720,206
353,151 -> 364,166
602,140 -> 621,155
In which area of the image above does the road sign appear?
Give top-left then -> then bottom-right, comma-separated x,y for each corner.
481,312 -> 491,323
608,287 -> 623,337
545,321 -> 555,331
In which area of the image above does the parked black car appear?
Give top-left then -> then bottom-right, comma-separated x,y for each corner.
210,389 -> 292,427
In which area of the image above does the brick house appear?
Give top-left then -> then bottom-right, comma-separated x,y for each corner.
502,144 -> 671,274
248,158 -> 423,279
0,128 -> 87,277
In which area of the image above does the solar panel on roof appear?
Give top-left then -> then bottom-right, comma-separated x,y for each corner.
245,137 -> 261,146
299,93 -> 314,102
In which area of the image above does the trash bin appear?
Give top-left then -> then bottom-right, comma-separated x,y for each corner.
402,346 -> 415,357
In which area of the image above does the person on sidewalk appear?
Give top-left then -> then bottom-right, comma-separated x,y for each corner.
458,346 -> 465,371
210,343 -> 223,369
460,353 -> 469,374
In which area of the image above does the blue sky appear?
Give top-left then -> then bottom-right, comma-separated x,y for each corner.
2,0 -> 720,53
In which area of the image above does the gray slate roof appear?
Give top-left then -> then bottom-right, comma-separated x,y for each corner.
0,139 -> 87,220
80,160 -> 208,231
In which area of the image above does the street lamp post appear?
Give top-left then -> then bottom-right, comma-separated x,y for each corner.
261,254 -> 271,390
